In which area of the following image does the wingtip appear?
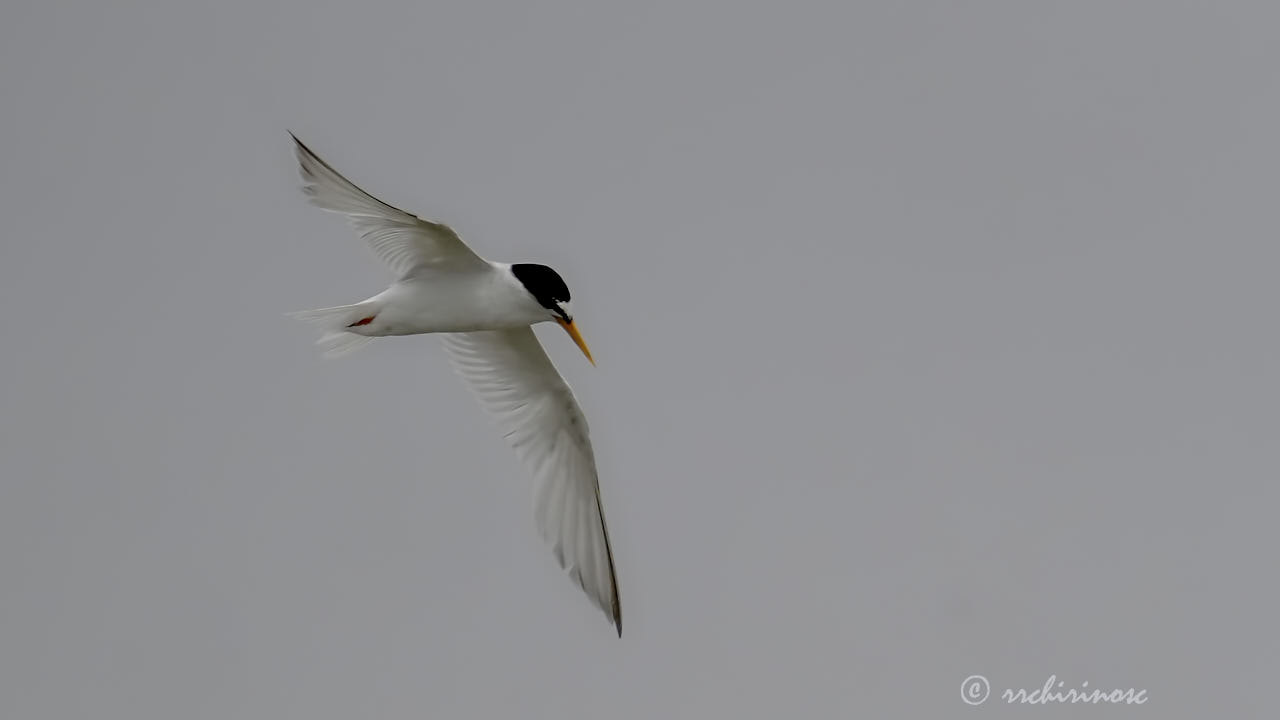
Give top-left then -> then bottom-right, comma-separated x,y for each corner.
288,131 -> 312,156
289,131 -> 326,163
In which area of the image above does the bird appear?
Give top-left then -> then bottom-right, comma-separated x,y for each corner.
285,133 -> 622,636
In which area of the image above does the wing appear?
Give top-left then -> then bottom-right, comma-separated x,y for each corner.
290,133 -> 487,277
441,328 -> 622,635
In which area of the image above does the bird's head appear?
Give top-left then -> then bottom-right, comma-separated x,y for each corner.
511,263 -> 594,365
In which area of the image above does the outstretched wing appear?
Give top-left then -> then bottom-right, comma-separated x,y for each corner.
291,133 -> 487,276
441,328 -> 622,635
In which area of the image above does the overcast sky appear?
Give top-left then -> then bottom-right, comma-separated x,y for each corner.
2,1 -> 1277,717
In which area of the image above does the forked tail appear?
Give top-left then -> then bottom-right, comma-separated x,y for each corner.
287,302 -> 379,357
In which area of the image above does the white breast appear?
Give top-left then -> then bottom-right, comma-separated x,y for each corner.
368,266 -> 548,335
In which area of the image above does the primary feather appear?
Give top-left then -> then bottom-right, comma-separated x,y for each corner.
441,328 -> 622,635
291,133 -> 486,276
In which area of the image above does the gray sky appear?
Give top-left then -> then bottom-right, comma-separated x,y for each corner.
2,1 -> 1277,717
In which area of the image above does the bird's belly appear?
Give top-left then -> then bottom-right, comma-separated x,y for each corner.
363,282 -> 539,335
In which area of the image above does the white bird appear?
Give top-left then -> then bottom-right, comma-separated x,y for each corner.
286,133 -> 622,636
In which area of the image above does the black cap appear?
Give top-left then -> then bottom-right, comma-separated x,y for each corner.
511,263 -> 571,318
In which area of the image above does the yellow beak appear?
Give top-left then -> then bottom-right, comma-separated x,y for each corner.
556,317 -> 595,366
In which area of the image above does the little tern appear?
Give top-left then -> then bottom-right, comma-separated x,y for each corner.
287,134 -> 622,636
